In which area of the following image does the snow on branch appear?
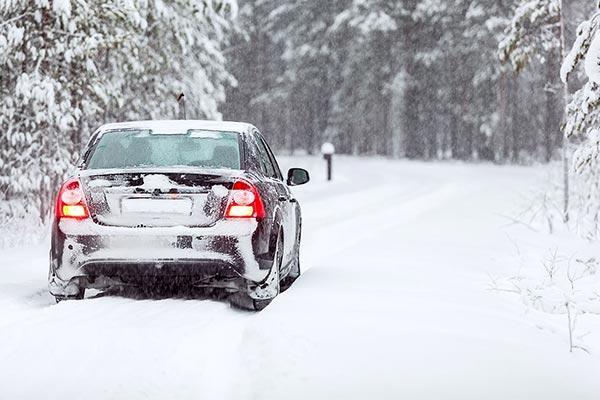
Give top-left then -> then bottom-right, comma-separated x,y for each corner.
560,18 -> 599,84
499,0 -> 560,72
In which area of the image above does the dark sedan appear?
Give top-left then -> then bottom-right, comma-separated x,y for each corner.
48,120 -> 309,310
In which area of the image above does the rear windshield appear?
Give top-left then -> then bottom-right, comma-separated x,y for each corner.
85,130 -> 242,170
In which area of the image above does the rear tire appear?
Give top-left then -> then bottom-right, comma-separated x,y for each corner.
54,289 -> 85,303
228,292 -> 272,311
280,255 -> 300,292
229,231 -> 283,311
280,228 -> 301,292
251,298 -> 272,311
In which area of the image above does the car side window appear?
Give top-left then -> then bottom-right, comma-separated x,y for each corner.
258,135 -> 284,181
253,133 -> 277,179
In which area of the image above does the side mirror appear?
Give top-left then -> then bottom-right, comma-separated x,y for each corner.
287,168 -> 310,186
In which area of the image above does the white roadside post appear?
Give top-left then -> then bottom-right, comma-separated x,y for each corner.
321,142 -> 335,181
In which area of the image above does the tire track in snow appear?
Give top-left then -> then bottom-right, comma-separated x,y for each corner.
300,181 -> 462,268
302,180 -> 434,230
0,296 -> 249,400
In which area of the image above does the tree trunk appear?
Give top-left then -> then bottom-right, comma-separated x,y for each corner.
544,64 -> 554,163
559,0 -> 570,223
510,75 -> 520,163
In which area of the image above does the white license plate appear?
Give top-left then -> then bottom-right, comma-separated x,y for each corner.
122,198 -> 192,215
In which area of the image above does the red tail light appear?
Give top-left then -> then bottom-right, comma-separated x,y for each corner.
56,178 -> 89,219
225,180 -> 265,219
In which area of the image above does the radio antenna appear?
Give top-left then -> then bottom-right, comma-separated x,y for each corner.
177,93 -> 186,120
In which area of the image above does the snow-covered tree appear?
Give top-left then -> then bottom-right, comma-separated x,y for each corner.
559,5 -> 600,237
0,0 -> 237,221
266,0 -> 351,154
328,0 -> 403,156
0,1 -> 128,218
561,8 -> 600,154
499,0 -> 561,72
221,0 -> 296,152
499,0 -> 563,162
105,1 -> 238,122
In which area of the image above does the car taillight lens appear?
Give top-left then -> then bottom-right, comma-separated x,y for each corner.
225,180 -> 265,219
56,178 -> 89,219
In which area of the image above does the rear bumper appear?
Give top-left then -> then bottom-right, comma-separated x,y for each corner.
49,218 -> 268,296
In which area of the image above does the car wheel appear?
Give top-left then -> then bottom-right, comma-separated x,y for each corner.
280,251 -> 300,292
280,229 -> 301,292
54,289 -> 85,303
229,231 -> 283,311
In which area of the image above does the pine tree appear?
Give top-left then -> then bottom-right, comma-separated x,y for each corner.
0,0 -> 237,221
266,0 -> 351,154
328,0 -> 403,156
499,0 -> 563,162
105,0 -> 238,122
560,2 -> 600,236
0,1 -> 128,218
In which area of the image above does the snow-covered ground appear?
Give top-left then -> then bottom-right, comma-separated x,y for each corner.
1,156 -> 599,400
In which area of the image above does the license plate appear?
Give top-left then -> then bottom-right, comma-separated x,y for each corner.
121,198 -> 192,215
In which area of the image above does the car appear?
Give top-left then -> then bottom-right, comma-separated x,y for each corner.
48,120 -> 310,310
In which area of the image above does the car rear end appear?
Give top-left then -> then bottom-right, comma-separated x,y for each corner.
48,124 -> 272,300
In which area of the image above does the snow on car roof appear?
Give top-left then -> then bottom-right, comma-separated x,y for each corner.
96,120 -> 254,135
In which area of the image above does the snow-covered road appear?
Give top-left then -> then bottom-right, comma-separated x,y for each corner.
1,157 -> 599,400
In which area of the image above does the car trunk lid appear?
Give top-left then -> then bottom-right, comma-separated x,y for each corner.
79,170 -> 238,227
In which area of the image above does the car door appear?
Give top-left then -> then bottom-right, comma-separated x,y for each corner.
252,130 -> 297,271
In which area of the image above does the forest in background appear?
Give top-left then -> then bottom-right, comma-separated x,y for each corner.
1,0 -> 600,235
223,0 -> 591,162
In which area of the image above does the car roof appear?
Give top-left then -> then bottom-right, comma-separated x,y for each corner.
95,120 -> 255,135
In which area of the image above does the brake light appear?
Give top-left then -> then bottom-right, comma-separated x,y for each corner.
225,180 -> 265,219
56,178 -> 89,219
